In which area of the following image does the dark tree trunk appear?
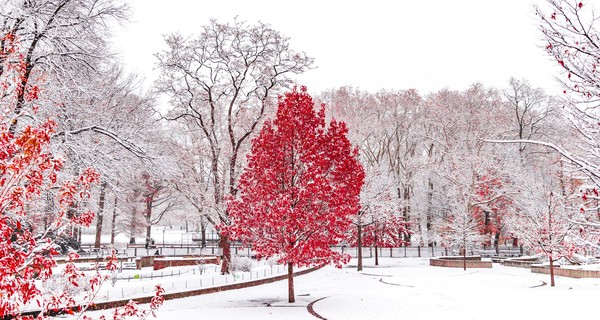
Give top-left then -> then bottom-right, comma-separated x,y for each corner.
219,233 -> 231,274
375,245 -> 379,266
288,262 -> 295,303
402,186 -> 412,242
494,232 -> 501,255
110,194 -> 118,245
201,222 -> 207,248
426,178 -> 434,245
129,205 -> 137,244
94,182 -> 107,248
145,195 -> 153,242
357,224 -> 363,271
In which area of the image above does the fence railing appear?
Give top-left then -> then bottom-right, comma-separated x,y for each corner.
96,244 -> 528,259
333,245 -> 526,259
98,263 -> 293,302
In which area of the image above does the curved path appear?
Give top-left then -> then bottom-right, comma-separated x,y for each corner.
361,272 -> 393,277
307,296 -> 329,320
378,278 -> 415,287
530,280 -> 547,288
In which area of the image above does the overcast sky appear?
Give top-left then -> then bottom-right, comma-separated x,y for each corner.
110,0 -> 562,96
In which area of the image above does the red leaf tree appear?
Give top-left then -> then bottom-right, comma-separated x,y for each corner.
0,34 -> 164,319
471,172 -> 513,253
347,214 -> 409,267
226,87 -> 364,303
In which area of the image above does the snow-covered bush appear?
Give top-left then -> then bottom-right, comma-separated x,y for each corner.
230,256 -> 253,274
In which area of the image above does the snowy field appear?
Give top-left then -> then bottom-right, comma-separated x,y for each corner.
68,261 -> 292,302
73,257 -> 599,320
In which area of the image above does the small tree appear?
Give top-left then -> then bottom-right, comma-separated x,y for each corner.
439,208 -> 485,270
347,166 -> 409,271
227,87 -> 364,303
471,172 -> 513,254
348,212 -> 411,271
507,189 -> 576,287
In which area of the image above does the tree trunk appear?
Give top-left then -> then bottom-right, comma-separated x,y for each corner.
402,186 -> 412,242
287,262 -> 295,303
426,178 -> 434,245
111,194 -> 118,245
357,224 -> 363,271
94,182 -> 107,248
145,195 -> 153,242
76,226 -> 82,245
201,221 -> 207,248
219,233 -> 231,274
494,232 -> 500,255
463,237 -> 467,271
549,256 -> 555,287
375,245 -> 379,266
129,203 -> 139,245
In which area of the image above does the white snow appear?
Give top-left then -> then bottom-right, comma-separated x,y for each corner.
71,257 -> 600,319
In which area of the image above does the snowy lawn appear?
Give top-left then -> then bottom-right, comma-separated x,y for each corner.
73,257 -> 599,320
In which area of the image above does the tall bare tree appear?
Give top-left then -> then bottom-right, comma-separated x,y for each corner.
0,0 -> 128,131
155,19 -> 314,273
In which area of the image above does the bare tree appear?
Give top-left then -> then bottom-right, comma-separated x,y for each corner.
503,78 -> 558,156
155,19 -> 314,273
0,0 -> 128,131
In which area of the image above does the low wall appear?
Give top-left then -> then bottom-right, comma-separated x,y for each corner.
430,257 -> 492,268
438,256 -> 482,261
135,255 -> 220,270
55,256 -> 131,265
502,260 -> 536,268
135,256 -> 163,269
501,257 -> 539,268
154,256 -> 220,270
531,265 -> 600,278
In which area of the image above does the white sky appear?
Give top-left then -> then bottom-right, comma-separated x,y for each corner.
110,0 -> 562,96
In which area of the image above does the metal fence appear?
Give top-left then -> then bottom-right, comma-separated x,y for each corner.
116,244 -> 525,259
98,263 -> 292,302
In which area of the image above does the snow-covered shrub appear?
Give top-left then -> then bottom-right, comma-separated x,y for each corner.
230,256 -> 253,273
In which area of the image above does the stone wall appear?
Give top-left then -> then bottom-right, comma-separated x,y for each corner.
501,259 -> 537,268
531,265 -> 600,278
153,256 -> 220,270
430,258 -> 492,268
135,255 -> 163,269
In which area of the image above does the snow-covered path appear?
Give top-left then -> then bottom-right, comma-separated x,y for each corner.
78,258 -> 599,319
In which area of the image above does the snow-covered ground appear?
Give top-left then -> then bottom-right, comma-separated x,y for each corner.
49,258 -> 292,304
73,257 -> 600,320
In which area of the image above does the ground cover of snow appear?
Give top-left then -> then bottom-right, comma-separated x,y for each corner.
71,257 -> 599,320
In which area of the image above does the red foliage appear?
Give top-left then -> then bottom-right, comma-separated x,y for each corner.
471,173 -> 512,243
347,214 -> 410,248
0,34 -> 163,319
226,86 -> 364,268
